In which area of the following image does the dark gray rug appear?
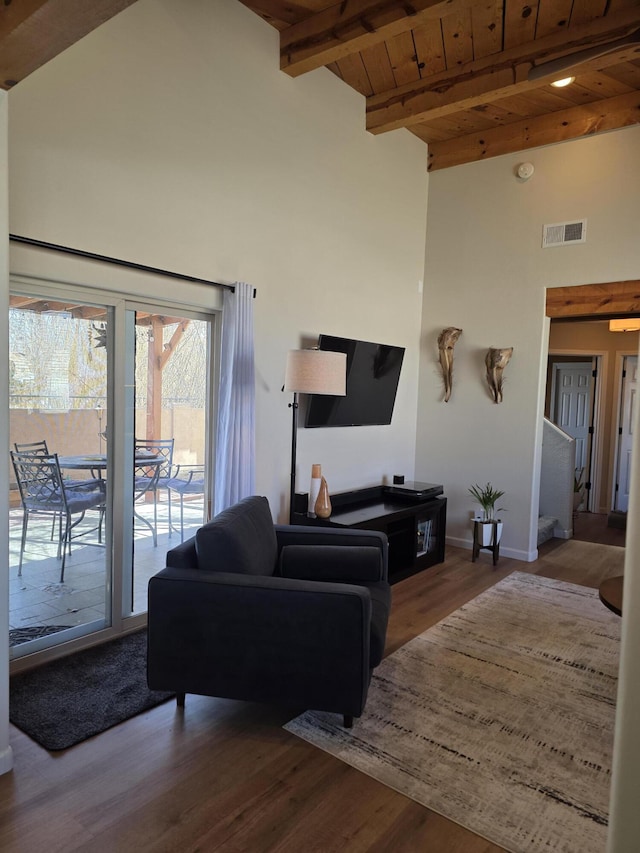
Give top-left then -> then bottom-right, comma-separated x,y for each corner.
10,630 -> 174,751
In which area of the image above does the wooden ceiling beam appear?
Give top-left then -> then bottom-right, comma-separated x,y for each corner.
0,0 -> 138,90
370,48 -> 640,131
236,0 -> 305,29
280,0 -> 479,77
547,282 -> 640,319
426,89 -> 640,170
366,9 -> 640,132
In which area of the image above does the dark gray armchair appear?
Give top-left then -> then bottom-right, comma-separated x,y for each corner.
147,495 -> 391,727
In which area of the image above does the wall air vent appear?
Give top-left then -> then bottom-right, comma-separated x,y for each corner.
542,219 -> 587,248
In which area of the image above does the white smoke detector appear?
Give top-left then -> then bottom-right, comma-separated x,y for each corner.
517,162 -> 534,180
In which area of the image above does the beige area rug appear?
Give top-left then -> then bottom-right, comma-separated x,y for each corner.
285,572 -> 621,853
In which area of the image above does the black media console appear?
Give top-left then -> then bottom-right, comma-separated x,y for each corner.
292,483 -> 446,583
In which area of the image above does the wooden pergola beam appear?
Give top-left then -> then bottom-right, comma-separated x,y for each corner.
366,10 -> 640,133
159,320 -> 190,371
280,0 -> 479,78
426,90 -> 640,171
145,316 -> 164,441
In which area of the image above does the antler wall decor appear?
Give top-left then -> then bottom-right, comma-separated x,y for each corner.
437,327 -> 462,402
485,347 -> 513,403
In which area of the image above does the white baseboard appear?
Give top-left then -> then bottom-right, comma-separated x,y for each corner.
553,527 -> 573,539
0,745 -> 13,775
446,536 -> 538,563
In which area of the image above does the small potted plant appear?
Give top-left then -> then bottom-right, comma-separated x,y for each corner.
469,482 -> 506,546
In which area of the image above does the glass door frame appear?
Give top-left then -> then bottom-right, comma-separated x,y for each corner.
121,297 -> 217,620
8,275 -> 220,671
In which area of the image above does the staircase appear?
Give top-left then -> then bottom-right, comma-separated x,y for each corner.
538,515 -> 558,546
539,418 -> 575,543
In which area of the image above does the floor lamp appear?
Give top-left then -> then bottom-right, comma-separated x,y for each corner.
284,348 -> 346,523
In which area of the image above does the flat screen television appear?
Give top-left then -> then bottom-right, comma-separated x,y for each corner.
305,334 -> 405,427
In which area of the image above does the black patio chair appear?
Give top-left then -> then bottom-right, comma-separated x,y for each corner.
166,464 -> 206,542
14,440 -> 101,491
133,439 -> 174,545
10,450 -> 106,583
14,439 -> 103,540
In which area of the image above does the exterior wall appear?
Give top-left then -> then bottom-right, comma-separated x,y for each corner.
418,126 -> 640,561
7,0 -> 429,522
8,408 -> 205,505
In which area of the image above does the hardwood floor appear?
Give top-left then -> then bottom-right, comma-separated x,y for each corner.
572,511 -> 627,547
0,540 -> 625,852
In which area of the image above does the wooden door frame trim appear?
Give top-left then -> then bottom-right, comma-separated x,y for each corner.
611,350 -> 639,512
546,278 -> 640,516
546,280 -> 640,320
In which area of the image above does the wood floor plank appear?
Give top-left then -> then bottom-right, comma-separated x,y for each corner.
0,530 -> 623,852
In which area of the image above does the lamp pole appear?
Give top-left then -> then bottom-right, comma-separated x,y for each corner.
289,391 -> 299,524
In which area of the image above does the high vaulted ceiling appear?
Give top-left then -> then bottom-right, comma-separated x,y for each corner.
242,0 -> 640,169
1,0 -> 639,170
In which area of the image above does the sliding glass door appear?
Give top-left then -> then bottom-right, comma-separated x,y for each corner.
9,295 -> 112,654
125,304 -> 212,616
8,282 -> 216,660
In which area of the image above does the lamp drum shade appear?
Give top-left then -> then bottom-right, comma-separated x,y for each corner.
284,349 -> 346,396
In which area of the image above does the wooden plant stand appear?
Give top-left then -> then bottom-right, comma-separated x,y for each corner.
472,519 -> 501,566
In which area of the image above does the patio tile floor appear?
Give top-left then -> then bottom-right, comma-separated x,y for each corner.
8,499 -> 205,640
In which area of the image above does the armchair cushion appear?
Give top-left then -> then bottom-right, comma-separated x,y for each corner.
366,582 -> 392,667
166,537 -> 197,569
195,495 -> 277,576
279,544 -> 384,583
279,546 -> 390,666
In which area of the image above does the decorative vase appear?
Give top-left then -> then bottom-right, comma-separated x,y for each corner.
315,476 -> 332,518
308,464 -> 322,517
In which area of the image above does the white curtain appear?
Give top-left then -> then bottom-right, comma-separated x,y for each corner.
214,281 -> 255,515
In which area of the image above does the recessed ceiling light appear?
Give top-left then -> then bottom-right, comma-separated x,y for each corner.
551,76 -> 576,88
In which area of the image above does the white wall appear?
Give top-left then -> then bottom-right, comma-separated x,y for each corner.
418,127 -> 640,560
7,0 -> 429,521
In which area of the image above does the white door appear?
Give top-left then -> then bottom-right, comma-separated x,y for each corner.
615,356 -> 637,512
551,362 -> 595,490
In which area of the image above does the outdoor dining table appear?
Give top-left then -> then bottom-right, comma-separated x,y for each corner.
58,453 -> 163,543
58,454 -> 109,474
58,452 -> 161,470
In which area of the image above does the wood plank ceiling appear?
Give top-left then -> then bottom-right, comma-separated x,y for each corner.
242,0 -> 640,169
1,1 -> 639,170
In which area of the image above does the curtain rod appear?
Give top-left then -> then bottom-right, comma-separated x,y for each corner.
9,234 -> 236,294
